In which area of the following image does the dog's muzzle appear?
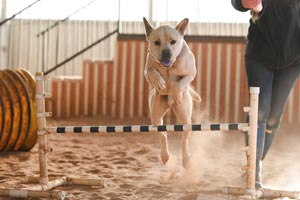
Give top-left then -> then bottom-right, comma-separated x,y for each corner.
160,49 -> 172,67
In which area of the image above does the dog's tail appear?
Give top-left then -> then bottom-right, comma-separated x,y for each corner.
189,86 -> 201,102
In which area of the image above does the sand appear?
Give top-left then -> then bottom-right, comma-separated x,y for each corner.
0,115 -> 300,200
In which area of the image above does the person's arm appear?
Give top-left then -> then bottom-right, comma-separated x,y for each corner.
231,0 -> 249,12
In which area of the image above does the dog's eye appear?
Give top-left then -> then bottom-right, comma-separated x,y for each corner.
170,40 -> 176,45
154,41 -> 161,46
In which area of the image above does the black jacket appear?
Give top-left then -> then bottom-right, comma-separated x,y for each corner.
232,0 -> 300,69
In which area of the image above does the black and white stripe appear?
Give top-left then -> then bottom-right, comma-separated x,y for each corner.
46,123 -> 249,134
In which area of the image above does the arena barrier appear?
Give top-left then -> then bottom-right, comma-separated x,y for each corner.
1,72 -> 299,199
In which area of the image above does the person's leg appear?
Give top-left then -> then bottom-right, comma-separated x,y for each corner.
262,64 -> 300,160
244,57 -> 274,188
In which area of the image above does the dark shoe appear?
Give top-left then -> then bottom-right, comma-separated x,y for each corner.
255,181 -> 263,189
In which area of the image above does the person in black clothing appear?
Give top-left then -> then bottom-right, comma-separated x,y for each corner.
231,0 -> 300,189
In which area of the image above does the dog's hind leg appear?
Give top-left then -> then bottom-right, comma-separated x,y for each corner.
172,92 -> 193,169
149,89 -> 170,165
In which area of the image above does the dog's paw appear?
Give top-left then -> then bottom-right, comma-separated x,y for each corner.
167,95 -> 182,106
160,153 -> 169,165
164,154 -> 177,180
182,154 -> 192,169
171,84 -> 183,104
145,68 -> 166,90
174,93 -> 183,105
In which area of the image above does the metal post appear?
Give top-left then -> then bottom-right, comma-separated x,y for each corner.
1,0 -> 7,20
42,33 -> 46,72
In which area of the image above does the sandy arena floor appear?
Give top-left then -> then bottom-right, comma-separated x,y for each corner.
0,115 -> 300,200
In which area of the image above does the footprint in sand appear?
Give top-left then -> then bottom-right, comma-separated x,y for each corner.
113,156 -> 138,165
134,147 -> 150,155
148,156 -> 159,163
99,163 -> 110,169
119,183 -> 135,189
87,169 -> 101,174
16,152 -> 31,162
64,153 -> 79,160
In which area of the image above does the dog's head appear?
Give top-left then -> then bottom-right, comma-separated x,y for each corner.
143,17 -> 189,68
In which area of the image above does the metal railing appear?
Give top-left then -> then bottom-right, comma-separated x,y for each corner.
0,0 -> 41,27
44,28 -> 118,75
32,0 -> 118,75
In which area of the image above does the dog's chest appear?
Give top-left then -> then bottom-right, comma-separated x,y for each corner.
156,67 -> 182,83
154,67 -> 182,95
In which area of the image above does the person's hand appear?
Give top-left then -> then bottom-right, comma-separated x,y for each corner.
241,0 -> 262,10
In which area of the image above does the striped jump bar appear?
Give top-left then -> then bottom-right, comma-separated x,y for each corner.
46,123 -> 249,133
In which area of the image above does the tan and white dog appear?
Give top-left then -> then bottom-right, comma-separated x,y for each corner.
143,17 -> 201,176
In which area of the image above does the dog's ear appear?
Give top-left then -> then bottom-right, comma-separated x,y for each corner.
143,17 -> 154,38
175,18 -> 189,35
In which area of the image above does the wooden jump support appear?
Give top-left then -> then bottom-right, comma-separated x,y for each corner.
0,72 -> 298,199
